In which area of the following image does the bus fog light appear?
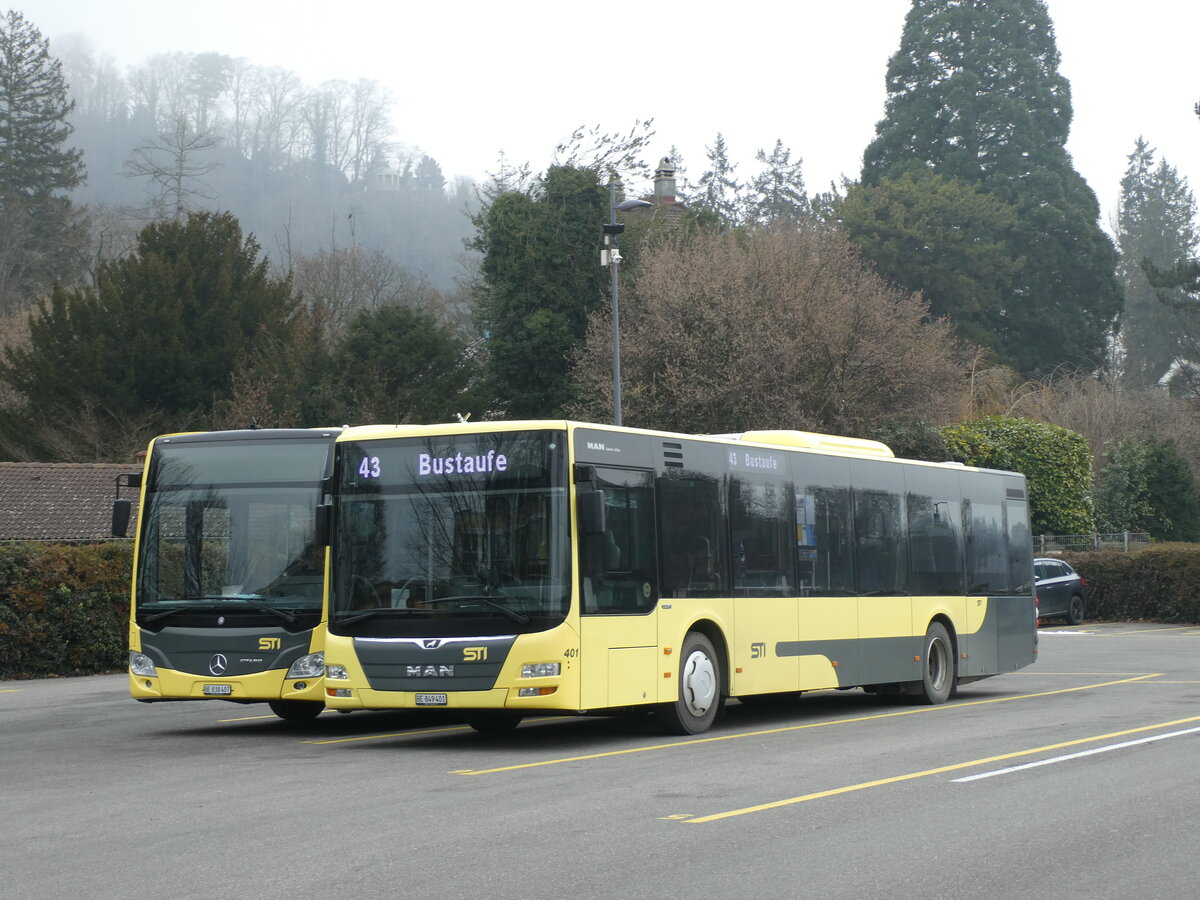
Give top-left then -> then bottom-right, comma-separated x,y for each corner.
129,651 -> 157,677
286,652 -> 324,679
518,686 -> 558,697
521,663 -> 561,678
325,664 -> 349,680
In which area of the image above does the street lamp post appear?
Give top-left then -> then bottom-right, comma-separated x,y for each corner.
602,182 -> 652,426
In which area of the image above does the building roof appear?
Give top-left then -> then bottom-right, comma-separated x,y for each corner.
0,462 -> 140,541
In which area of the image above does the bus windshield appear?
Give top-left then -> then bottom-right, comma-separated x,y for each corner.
135,438 -> 330,620
330,430 -> 569,636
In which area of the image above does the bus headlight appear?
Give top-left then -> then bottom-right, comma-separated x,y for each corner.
325,664 -> 349,680
129,651 -> 157,677
286,652 -> 325,679
521,662 -> 561,678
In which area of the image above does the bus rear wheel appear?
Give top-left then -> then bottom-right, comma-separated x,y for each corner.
467,712 -> 523,734
268,700 -> 323,721
656,632 -> 722,735
919,622 -> 955,705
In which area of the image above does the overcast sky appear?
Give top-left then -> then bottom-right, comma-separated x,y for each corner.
19,0 -> 1200,228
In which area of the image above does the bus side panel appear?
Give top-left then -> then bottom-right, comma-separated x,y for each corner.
963,597 -> 998,677
996,594 -> 1037,672
858,595 -> 916,685
782,597 -> 856,690
732,596 -> 798,696
579,614 -> 657,709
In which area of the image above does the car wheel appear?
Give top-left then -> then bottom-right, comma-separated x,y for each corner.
1066,593 -> 1085,626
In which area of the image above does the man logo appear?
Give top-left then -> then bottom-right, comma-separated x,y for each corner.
422,639 -> 443,650
406,665 -> 454,677
208,654 -> 229,675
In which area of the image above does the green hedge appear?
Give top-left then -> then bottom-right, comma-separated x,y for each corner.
0,541 -> 132,679
1061,544 -> 1200,624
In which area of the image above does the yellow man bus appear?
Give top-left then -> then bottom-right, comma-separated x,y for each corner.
321,421 -> 1036,734
118,428 -> 339,721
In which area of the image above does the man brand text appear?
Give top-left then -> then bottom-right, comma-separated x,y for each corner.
407,665 -> 455,677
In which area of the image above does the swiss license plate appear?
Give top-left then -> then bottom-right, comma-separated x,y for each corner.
415,693 -> 448,706
202,684 -> 233,696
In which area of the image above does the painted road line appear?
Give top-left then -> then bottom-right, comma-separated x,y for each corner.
449,675 -> 1161,775
953,724 -> 1200,782
683,714 -> 1200,824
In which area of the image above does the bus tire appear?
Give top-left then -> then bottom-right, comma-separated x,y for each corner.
656,632 -> 722,735
268,700 -> 323,721
467,712 -> 523,734
919,622 -> 955,705
1065,593 -> 1085,626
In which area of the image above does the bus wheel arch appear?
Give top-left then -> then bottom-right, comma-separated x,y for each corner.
656,627 -> 726,735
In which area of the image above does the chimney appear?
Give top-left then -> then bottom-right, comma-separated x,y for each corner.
653,156 -> 676,203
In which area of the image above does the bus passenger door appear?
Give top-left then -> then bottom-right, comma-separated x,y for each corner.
577,468 -> 659,710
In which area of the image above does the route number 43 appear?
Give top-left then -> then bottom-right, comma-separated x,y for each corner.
358,456 -> 381,479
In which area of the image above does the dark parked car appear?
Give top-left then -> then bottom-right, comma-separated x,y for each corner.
1035,557 -> 1086,625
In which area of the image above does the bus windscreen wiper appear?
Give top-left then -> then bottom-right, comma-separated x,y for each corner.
420,595 -> 531,625
335,607 -> 423,626
145,596 -> 297,625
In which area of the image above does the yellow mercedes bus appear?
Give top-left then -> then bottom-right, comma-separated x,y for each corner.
321,421 -> 1036,734
118,428 -> 339,721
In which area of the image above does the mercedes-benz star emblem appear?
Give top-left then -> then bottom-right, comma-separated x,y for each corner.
208,654 -> 228,675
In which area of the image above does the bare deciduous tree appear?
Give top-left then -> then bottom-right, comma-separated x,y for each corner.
571,226 -> 968,436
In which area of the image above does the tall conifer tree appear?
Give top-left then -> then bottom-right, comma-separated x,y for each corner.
1116,138 -> 1198,388
861,0 -> 1121,376
0,11 -> 87,314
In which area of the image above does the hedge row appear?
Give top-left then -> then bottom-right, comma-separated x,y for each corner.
0,541 -> 132,679
1061,544 -> 1200,624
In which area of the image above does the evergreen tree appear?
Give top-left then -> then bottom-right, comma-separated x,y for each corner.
840,171 -> 1022,351
1096,437 -> 1200,541
861,0 -> 1121,376
694,133 -> 741,227
0,10 -> 88,315
746,139 -> 809,226
470,164 -> 609,417
0,212 -> 296,459
1116,138 -> 1199,388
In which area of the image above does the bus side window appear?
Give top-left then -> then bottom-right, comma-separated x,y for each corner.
580,469 -> 657,614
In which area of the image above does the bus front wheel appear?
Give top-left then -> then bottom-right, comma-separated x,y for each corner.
919,622 -> 956,705
656,632 -> 723,735
268,700 -> 323,721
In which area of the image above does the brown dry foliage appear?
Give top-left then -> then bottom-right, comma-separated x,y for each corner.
571,226 -> 969,436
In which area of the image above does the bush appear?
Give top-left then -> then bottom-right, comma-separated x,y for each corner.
0,541 -> 131,678
943,415 -> 1094,535
1062,544 -> 1200,624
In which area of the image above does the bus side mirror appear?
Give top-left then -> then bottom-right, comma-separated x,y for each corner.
112,499 -> 132,538
315,503 -> 332,546
577,488 -> 606,536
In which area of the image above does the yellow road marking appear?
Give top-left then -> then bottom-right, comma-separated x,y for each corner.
305,724 -> 471,744
449,675 -> 1160,775
0,688 -> 21,693
217,714 -> 279,722
685,714 -> 1200,823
